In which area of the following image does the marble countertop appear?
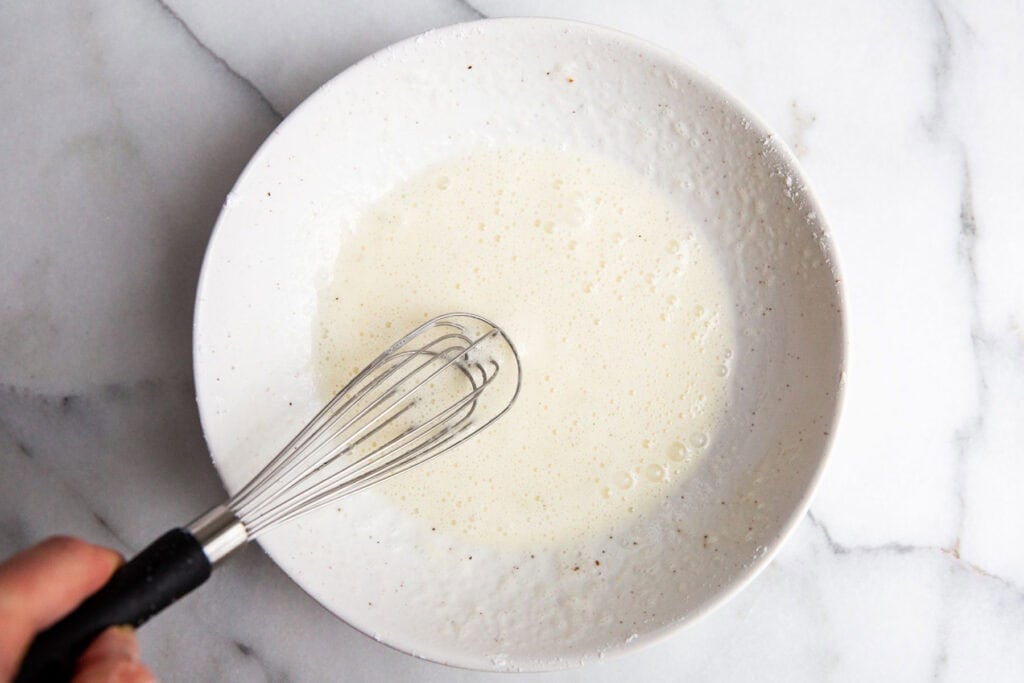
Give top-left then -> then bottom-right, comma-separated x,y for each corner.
2,1 -> 1022,681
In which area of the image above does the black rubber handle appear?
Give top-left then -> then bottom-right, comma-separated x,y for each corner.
14,528 -> 212,683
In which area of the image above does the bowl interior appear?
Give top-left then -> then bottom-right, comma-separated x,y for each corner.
194,18 -> 844,671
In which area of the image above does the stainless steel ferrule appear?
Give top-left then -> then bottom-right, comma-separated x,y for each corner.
186,505 -> 249,565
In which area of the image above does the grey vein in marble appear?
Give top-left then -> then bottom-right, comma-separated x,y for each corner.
452,0 -> 487,20
162,0 -> 487,115
925,0 -> 1011,589
807,512 -> 1023,599
152,0 -> 284,121
0,380 -> 220,548
951,155 -> 984,541
925,0 -> 956,138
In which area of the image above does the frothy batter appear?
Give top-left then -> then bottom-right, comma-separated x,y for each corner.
314,146 -> 734,549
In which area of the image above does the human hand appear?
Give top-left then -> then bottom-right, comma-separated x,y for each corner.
0,537 -> 156,683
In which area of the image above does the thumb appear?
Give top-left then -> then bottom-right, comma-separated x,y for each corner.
72,626 -> 156,683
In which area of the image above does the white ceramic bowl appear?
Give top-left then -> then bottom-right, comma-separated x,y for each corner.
194,18 -> 845,672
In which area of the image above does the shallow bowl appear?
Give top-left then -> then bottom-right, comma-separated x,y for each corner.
194,18 -> 846,672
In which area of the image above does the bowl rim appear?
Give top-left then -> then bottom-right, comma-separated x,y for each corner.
192,15 -> 848,672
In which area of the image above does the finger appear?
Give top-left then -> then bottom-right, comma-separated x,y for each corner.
0,536 -> 122,626
73,656 -> 156,683
73,626 -> 156,683
0,536 -> 121,681
77,626 -> 139,667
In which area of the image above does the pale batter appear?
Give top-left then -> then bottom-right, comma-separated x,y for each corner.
314,146 -> 734,549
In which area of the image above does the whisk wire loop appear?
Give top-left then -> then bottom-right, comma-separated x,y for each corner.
226,313 -> 520,536
229,330 -> 473,511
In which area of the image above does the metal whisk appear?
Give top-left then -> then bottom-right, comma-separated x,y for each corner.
16,313 -> 520,683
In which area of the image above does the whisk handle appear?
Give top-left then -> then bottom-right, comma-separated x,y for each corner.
14,528 -> 211,683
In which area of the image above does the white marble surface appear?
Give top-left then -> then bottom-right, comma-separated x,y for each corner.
1,1 -> 1022,681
